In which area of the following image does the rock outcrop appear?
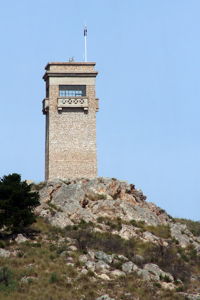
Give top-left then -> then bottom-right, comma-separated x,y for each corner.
36,178 -> 170,227
35,178 -> 200,253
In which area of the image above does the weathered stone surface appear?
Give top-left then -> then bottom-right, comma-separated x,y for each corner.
0,248 -> 10,258
117,254 -> 128,262
97,273 -> 110,280
88,250 -> 95,260
110,270 -> 126,278
95,260 -> 110,273
15,234 -> 28,244
66,262 -> 74,266
68,245 -> 78,251
143,264 -> 174,282
170,223 -> 200,252
95,251 -> 113,264
113,224 -> 139,240
121,261 -> 175,283
161,282 -> 176,290
37,178 -> 171,228
79,255 -> 88,263
137,269 -> 152,281
96,295 -> 115,300
66,257 -> 73,263
142,231 -> 161,243
180,293 -> 200,300
85,261 -> 95,272
122,261 -> 138,274
80,268 -> 88,275
21,276 -> 37,284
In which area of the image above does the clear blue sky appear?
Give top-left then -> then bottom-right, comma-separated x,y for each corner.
0,0 -> 199,220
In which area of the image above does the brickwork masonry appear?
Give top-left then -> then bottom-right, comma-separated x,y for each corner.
43,62 -> 98,180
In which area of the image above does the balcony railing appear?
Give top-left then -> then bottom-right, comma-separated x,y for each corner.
57,97 -> 88,111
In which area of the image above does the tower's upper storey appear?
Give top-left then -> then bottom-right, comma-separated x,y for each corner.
42,62 -> 99,114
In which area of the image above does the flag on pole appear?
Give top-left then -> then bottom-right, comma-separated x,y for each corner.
84,26 -> 87,36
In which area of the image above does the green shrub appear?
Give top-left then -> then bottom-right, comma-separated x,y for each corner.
49,272 -> 59,284
153,282 -> 161,288
0,267 -> 17,292
145,244 -> 191,283
145,224 -> 171,239
129,219 -> 145,228
97,216 -> 122,231
64,225 -> 138,258
0,241 -> 5,249
0,173 -> 40,233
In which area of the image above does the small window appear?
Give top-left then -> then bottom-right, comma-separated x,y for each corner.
59,85 -> 86,97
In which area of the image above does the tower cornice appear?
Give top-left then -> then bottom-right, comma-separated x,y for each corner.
43,71 -> 98,81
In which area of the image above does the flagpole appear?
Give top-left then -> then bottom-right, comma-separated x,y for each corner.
84,25 -> 87,62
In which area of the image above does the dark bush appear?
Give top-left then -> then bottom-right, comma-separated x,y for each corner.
65,225 -> 136,258
0,173 -> 40,233
144,243 -> 191,283
0,267 -> 16,292
97,216 -> 122,231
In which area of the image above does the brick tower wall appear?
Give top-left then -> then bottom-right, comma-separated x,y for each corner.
43,62 -> 98,180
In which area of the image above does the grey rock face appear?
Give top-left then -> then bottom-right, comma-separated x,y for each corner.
117,254 -> 128,261
37,178 -> 171,229
110,270 -> 126,277
78,254 -> 88,263
143,263 -> 174,282
95,260 -> 110,273
85,261 -> 95,272
36,177 -> 200,255
95,251 -> 113,264
170,223 -> 200,252
121,261 -> 174,283
122,261 -> 138,274
0,248 -> 10,258
15,234 -> 28,244
96,295 -> 115,300
180,293 -> 200,300
21,276 -> 36,284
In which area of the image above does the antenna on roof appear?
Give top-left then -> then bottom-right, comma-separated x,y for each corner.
84,25 -> 87,62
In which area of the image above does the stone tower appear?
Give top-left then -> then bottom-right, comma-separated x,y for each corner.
42,62 -> 99,180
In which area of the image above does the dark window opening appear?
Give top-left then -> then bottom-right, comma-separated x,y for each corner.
59,85 -> 86,97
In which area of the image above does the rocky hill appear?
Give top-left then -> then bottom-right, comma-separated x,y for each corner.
0,178 -> 200,300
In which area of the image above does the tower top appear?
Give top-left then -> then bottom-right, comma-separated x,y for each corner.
45,62 -> 96,70
43,62 -> 98,81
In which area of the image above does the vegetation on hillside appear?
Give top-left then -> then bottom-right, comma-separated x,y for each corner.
0,175 -> 199,300
0,173 -> 39,233
0,217 -> 199,299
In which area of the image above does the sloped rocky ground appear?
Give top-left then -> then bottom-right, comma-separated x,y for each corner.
33,178 -> 200,299
36,177 -> 172,227
0,178 -> 199,300
35,178 -> 200,253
